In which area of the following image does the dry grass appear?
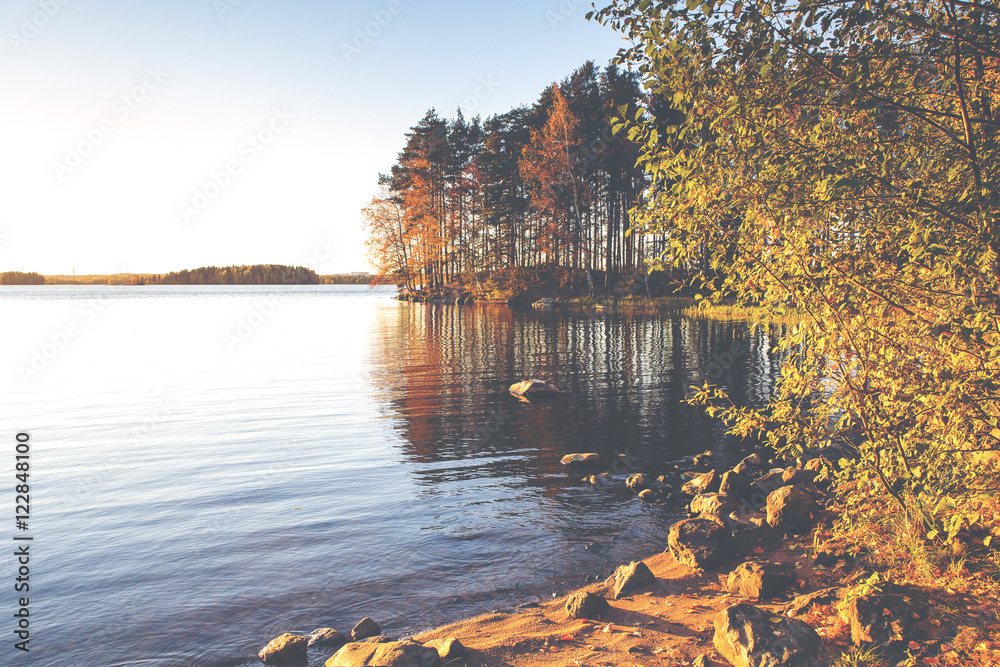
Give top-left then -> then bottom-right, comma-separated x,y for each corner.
681,301 -> 810,326
822,478 -> 1000,667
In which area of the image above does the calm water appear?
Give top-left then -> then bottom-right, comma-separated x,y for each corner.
0,285 -> 781,666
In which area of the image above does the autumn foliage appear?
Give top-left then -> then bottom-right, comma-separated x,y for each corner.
364,62 -> 651,294
594,0 -> 999,548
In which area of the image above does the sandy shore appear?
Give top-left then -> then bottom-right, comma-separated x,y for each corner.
413,537 -> 822,666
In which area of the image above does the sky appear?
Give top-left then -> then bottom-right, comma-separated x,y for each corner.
0,0 -> 629,275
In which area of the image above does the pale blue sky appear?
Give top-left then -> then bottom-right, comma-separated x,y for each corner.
0,0 -> 627,274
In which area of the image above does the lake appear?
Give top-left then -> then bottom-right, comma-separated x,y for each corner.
0,285 -> 781,666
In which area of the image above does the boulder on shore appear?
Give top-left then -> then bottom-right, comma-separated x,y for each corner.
424,637 -> 467,661
509,379 -> 560,397
626,473 -> 648,493
728,507 -> 768,530
667,518 -> 735,570
719,470 -> 751,500
607,560 -> 656,599
681,469 -> 719,496
638,489 -> 656,502
785,587 -> 844,617
308,627 -> 348,648
836,586 -> 920,647
259,633 -> 309,664
713,603 -> 821,667
326,640 -> 441,667
690,492 -> 739,519
561,453 -> 600,467
749,471 -> 787,499
584,472 -> 613,486
782,466 -> 819,485
565,591 -> 610,619
766,485 -> 820,534
725,561 -> 796,600
351,617 -> 382,641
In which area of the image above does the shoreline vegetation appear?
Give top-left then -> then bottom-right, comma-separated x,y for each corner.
1,267 -> 392,286
359,0 -> 1000,663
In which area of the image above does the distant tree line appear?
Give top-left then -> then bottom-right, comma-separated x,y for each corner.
365,60 -> 660,293
139,265 -> 319,285
0,272 -> 45,285
320,273 -> 389,285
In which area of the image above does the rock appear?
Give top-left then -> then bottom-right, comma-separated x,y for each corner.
690,493 -> 738,519
667,518 -> 735,569
308,628 -> 348,648
509,379 -> 559,397
626,473 -> 648,493
259,633 -> 309,664
424,637 -> 467,661
782,467 -> 819,485
607,561 -> 656,599
566,591 -> 611,620
766,485 -> 820,534
795,481 -> 826,500
836,587 -> 918,646
803,457 -> 832,474
681,469 -> 719,496
565,591 -> 610,619
562,453 -> 600,466
650,481 -> 671,494
785,587 -> 844,617
733,461 -> 752,475
638,488 -> 656,502
713,603 -> 821,667
351,617 -> 382,641
741,452 -> 763,468
585,472 -> 613,486
719,470 -> 751,500
532,298 -> 556,309
326,640 -> 441,667
728,507 -> 767,530
749,471 -> 787,501
698,511 -> 729,527
725,561 -> 796,600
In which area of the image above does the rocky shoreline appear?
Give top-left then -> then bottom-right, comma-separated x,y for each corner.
249,439 -> 998,666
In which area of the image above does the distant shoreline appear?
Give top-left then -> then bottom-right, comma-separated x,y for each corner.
1,271 -> 389,286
